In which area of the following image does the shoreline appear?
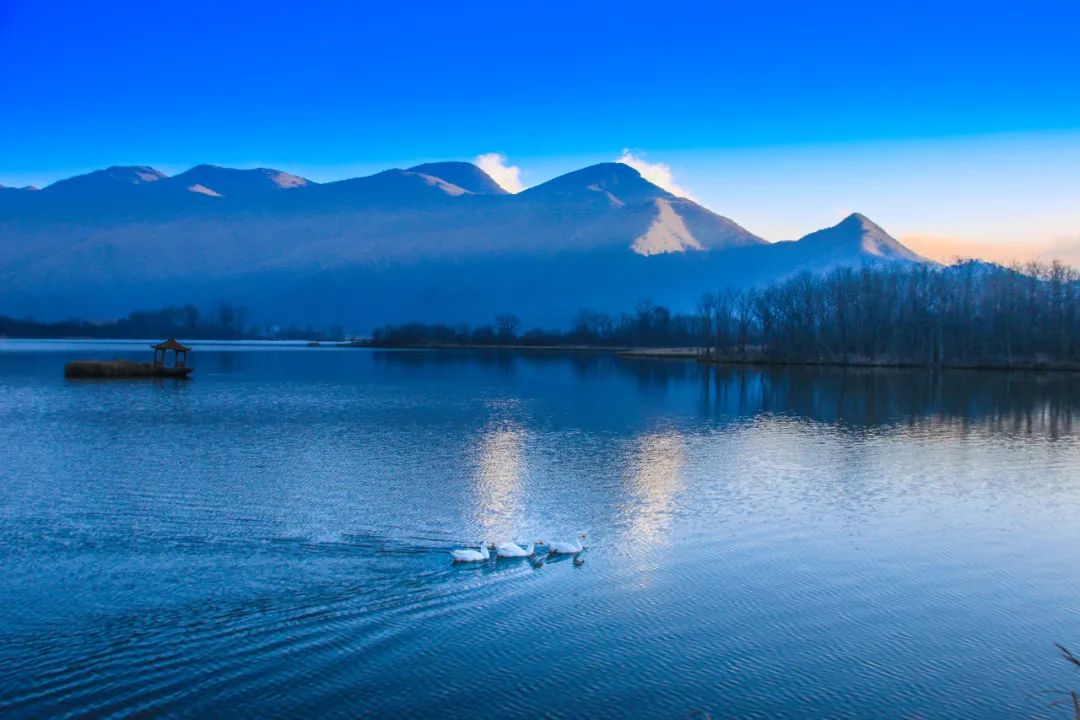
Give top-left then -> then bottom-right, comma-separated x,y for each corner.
697,355 -> 1080,374
351,342 -> 1080,373
9,336 -> 1079,373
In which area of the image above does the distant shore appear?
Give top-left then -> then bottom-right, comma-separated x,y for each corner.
343,340 -> 699,358
697,355 -> 1080,373
9,335 -> 1078,373
344,341 -> 1080,372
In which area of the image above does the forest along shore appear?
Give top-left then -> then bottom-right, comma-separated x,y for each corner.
366,262 -> 1080,371
346,341 -> 1080,372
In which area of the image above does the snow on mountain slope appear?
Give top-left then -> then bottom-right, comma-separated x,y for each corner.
632,198 -> 702,255
522,163 -> 764,252
187,184 -> 223,197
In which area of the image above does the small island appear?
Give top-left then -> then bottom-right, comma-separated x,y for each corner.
64,338 -> 193,379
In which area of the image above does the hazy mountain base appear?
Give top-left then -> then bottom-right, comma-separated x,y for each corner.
1,243 -> 878,330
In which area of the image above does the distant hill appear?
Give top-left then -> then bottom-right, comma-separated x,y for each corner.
407,162 -> 509,195
42,165 -> 167,198
780,212 -> 927,265
164,165 -> 310,198
0,160 -> 931,328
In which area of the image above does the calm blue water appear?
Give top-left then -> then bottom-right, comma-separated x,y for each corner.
2,339 -> 1080,718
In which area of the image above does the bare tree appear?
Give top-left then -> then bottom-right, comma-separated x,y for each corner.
494,314 -> 521,344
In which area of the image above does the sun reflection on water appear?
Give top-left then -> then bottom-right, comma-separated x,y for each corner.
621,430 -> 686,552
471,423 -> 526,542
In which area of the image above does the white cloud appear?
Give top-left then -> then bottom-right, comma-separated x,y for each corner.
616,149 -> 694,199
474,152 -> 524,193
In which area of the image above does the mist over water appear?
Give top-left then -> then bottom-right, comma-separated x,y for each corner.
2,340 -> 1079,718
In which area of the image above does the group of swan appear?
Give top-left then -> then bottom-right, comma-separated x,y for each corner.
451,533 -> 586,563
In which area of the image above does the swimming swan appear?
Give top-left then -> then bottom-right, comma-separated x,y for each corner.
451,541 -> 491,563
495,540 -> 538,558
546,532 -> 587,555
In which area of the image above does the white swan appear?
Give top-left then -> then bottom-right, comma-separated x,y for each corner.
495,540 -> 539,558
546,532 -> 587,555
451,541 -> 491,563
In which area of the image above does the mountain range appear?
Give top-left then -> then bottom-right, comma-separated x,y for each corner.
0,161 -> 930,329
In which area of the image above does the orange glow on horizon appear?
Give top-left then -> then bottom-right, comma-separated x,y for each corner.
901,234 -> 1080,267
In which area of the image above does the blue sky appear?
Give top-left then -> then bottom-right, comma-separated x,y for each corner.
2,0 -> 1078,260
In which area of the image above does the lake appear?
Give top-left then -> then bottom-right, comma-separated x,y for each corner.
2,339 -> 1080,718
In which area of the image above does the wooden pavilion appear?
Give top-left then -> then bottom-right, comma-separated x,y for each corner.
151,338 -> 193,377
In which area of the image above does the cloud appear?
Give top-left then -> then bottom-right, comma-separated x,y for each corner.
474,153 -> 524,193
616,149 -> 694,199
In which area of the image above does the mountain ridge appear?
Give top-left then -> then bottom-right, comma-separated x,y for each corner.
43,165 -> 168,195
0,160 -> 932,327
166,165 -> 311,196
407,162 -> 508,195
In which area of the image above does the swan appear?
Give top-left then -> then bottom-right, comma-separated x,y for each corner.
495,540 -> 540,558
451,541 -> 491,563
546,532 -> 587,555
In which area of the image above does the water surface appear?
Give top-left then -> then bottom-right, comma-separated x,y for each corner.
2,340 -> 1080,718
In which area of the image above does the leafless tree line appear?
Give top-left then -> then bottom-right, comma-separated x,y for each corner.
698,261 -> 1080,368
0,302 -> 252,340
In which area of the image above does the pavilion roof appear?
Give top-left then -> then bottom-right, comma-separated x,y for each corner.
153,338 -> 191,352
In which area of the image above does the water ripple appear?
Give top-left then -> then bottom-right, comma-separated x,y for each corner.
1,343 -> 1079,718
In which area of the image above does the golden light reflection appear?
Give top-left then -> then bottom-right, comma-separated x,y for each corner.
621,430 -> 686,550
471,424 -> 525,541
